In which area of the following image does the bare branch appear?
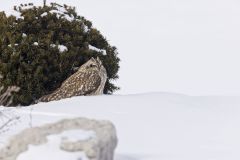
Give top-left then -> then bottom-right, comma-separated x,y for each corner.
0,86 -> 20,107
0,115 -> 20,131
0,86 -> 20,134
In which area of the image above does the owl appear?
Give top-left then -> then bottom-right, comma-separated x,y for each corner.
37,57 -> 107,102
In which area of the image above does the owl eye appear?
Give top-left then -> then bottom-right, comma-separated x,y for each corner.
89,64 -> 95,68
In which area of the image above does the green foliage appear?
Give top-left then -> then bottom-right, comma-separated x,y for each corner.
0,3 -> 120,106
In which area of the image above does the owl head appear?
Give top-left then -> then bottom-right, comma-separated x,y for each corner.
80,57 -> 107,76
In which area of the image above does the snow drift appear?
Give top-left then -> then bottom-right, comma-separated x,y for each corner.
0,118 -> 117,160
1,93 -> 240,160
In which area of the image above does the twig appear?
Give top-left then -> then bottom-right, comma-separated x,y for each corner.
0,85 -> 20,133
0,86 -> 20,106
0,115 -> 20,131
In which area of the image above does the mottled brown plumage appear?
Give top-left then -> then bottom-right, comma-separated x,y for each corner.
37,57 -> 107,102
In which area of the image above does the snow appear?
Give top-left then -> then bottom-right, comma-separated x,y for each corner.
8,44 -> 18,47
84,25 -> 89,33
1,93 -> 240,160
59,129 -> 95,142
49,6 -> 75,22
22,33 -> 27,37
58,45 -> 68,52
50,44 -> 68,52
50,44 -> 56,48
40,12 -> 47,17
89,44 -> 107,55
13,12 -> 22,19
17,129 -> 93,160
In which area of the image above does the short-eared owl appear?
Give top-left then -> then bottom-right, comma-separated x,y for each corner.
38,57 -> 107,102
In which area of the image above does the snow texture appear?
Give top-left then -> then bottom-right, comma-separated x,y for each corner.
21,5 -> 34,10
40,12 -> 47,17
7,44 -> 18,48
89,45 -> 106,55
49,6 -> 74,22
50,44 -> 68,52
84,25 -> 89,33
58,45 -> 68,52
22,33 -> 27,37
0,117 -> 117,160
1,93 -> 240,160
0,109 -> 20,135
17,129 -> 93,160
50,44 -> 56,48
60,129 -> 95,142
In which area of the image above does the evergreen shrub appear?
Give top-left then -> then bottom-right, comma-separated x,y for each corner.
0,3 -> 120,106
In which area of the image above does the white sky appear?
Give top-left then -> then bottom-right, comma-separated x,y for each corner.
2,0 -> 240,96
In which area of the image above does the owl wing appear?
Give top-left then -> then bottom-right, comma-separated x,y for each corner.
38,70 -> 101,102
60,70 -> 102,96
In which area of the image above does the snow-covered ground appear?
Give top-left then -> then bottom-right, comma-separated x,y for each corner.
17,130 -> 94,160
1,93 -> 240,160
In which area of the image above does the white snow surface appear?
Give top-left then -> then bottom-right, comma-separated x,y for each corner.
89,45 -> 107,55
58,45 -> 68,52
17,129 -> 93,160
50,44 -> 57,48
1,93 -> 240,160
40,12 -> 47,17
49,6 -> 74,21
50,44 -> 68,52
59,129 -> 96,142
22,33 -> 27,37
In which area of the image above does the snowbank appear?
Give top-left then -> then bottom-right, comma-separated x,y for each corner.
0,118 -> 117,160
1,93 -> 240,160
